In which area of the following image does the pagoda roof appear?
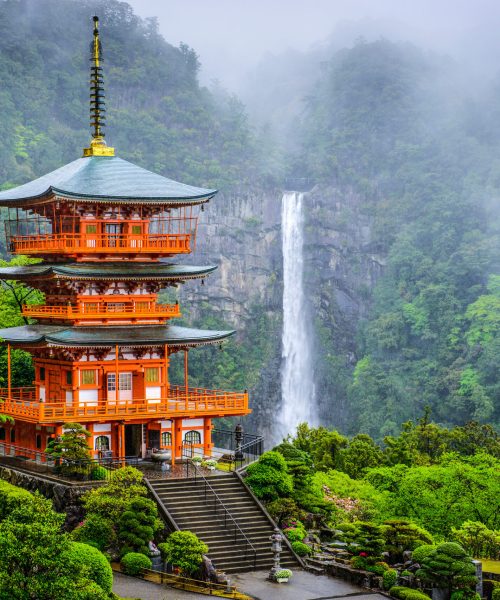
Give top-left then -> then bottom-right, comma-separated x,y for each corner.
0,156 -> 217,207
0,324 -> 233,348
0,263 -> 216,282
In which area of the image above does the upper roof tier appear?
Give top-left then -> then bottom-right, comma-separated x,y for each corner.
0,156 -> 217,207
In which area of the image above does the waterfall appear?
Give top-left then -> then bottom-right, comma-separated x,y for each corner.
278,191 -> 316,442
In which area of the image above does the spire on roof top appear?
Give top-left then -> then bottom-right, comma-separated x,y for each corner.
83,16 -> 115,157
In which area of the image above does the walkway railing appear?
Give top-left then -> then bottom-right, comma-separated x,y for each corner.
0,441 -> 136,482
182,443 -> 257,568
211,428 -> 264,469
0,386 -> 250,423
9,232 -> 192,256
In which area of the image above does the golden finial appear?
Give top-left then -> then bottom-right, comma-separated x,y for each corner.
83,15 -> 115,157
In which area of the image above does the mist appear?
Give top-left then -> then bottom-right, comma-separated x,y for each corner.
127,0 -> 500,94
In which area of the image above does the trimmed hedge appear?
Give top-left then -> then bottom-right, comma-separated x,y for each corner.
390,586 -> 431,600
64,542 -> 113,593
411,544 -> 436,563
291,541 -> 312,556
120,552 -> 152,576
383,568 -> 398,590
0,480 -> 33,520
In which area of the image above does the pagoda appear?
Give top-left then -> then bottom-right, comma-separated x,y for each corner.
0,17 -> 249,462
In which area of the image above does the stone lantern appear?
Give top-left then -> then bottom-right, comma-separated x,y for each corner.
268,527 -> 283,581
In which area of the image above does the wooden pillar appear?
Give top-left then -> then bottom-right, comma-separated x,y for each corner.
173,418 -> 183,461
7,344 -> 11,398
164,344 -> 169,401
203,417 -> 212,457
183,349 -> 188,409
115,345 -> 120,404
170,419 -> 176,467
86,423 -> 94,459
119,422 -> 126,461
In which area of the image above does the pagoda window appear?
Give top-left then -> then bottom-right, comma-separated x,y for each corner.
145,367 -> 159,383
36,434 -> 42,450
0,428 -> 5,441
65,371 -> 73,386
107,373 -> 132,392
10,429 -> 15,443
131,225 -> 142,235
135,301 -> 149,311
184,430 -> 201,444
161,431 -> 172,446
85,224 -> 97,234
95,436 -> 110,451
81,369 -> 97,386
83,303 -> 98,314
39,367 -> 46,381
107,303 -> 125,313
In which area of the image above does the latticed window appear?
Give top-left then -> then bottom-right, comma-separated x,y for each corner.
81,370 -> 96,385
86,224 -> 97,234
131,225 -> 142,235
95,436 -> 110,451
184,430 -> 201,444
145,367 -> 159,383
161,431 -> 172,446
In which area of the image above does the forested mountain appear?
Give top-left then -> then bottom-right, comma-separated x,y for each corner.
0,0 -> 262,192
291,40 -> 500,435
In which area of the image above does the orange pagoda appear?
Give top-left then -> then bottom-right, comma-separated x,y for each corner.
0,17 -> 249,462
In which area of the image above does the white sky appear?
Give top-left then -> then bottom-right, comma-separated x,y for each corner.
127,0 -> 500,91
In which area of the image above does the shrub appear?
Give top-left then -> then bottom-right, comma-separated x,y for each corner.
118,496 -> 160,556
0,480 -> 33,520
366,563 -> 387,575
245,451 -> 293,501
390,587 -> 431,600
275,569 -> 293,579
64,542 -> 113,593
291,541 -> 312,556
267,498 -> 302,526
416,542 -> 477,594
383,568 -> 398,590
342,521 -> 385,560
451,592 -> 481,600
411,544 -> 436,564
91,466 -> 109,481
120,552 -> 152,576
383,519 -> 433,562
72,514 -> 116,551
159,531 -> 208,576
350,555 -> 368,570
492,589 -> 500,600
284,526 -> 306,543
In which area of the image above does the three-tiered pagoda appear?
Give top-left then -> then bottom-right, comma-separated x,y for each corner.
0,17 -> 249,461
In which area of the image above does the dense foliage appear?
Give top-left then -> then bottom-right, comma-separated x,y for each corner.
289,39 -> 500,435
158,531 -> 208,576
0,489 -> 113,599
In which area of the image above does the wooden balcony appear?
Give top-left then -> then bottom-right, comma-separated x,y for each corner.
9,233 -> 192,257
22,302 -> 181,323
0,386 -> 250,424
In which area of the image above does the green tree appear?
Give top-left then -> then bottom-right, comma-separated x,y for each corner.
159,531 -> 208,576
416,542 -> 477,596
118,496 -> 161,556
245,451 -> 294,501
340,434 -> 384,478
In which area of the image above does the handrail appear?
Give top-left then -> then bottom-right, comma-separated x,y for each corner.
182,443 -> 257,569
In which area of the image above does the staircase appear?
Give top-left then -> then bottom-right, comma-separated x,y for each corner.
149,473 -> 299,573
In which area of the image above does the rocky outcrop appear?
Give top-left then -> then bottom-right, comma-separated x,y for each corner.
181,184 -> 385,439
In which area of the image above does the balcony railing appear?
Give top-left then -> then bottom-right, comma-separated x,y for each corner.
0,386 -> 250,423
9,233 -> 191,256
22,302 -> 181,322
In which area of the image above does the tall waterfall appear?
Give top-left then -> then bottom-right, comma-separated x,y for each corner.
279,191 -> 316,441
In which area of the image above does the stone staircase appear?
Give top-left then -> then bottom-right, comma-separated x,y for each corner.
149,473 -> 299,573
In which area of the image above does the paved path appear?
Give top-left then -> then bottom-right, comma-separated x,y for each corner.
113,570 -> 387,600
113,572 -> 207,599
233,570 -> 386,600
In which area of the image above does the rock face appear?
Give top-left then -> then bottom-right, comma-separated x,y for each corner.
182,184 -> 385,439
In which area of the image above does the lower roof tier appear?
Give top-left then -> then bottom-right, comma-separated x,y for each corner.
0,262 -> 216,282
0,324 -> 234,348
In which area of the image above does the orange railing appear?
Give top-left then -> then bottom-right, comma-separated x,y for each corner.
0,386 -> 250,423
9,233 -> 192,256
22,303 -> 181,321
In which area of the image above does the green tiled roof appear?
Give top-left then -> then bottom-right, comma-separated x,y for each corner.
0,263 -> 217,282
0,324 -> 234,347
0,156 -> 217,206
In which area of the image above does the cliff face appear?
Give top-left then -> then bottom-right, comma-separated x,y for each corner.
182,185 -> 386,440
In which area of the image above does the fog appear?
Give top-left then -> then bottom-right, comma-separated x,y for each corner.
127,0 -> 500,93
